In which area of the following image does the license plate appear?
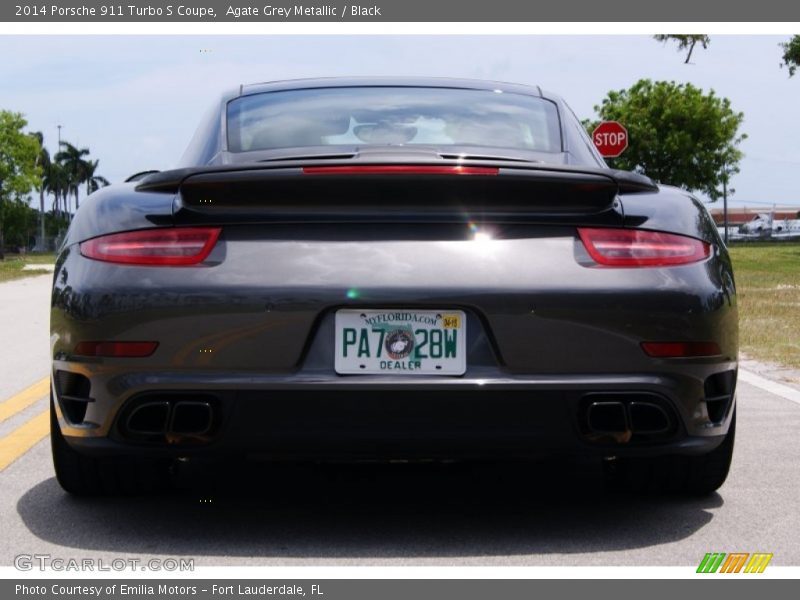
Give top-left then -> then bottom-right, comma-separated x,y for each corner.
335,309 -> 467,375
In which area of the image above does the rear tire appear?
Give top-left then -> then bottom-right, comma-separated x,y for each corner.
51,394 -> 170,496
604,408 -> 736,496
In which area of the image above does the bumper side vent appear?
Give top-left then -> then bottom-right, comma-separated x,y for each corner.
54,370 -> 93,424
704,370 -> 736,424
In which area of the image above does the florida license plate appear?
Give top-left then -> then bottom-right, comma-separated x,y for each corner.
334,309 -> 467,375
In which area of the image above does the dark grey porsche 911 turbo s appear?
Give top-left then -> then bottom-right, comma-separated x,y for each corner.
50,78 -> 737,496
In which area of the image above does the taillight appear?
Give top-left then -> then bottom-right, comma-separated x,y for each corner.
302,165 -> 499,175
641,341 -> 721,358
80,227 -> 221,266
577,228 -> 710,267
73,341 -> 159,357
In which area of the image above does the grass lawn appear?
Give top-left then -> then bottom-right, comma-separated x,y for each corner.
0,253 -> 56,283
728,242 -> 800,369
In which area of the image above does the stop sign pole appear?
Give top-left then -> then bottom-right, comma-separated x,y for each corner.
592,121 -> 628,158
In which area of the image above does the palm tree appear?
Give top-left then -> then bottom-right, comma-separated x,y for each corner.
83,159 -> 110,195
43,161 -> 69,219
30,132 -> 50,250
55,141 -> 89,213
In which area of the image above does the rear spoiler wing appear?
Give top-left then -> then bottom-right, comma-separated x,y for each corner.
136,160 -> 657,224
137,160 -> 657,195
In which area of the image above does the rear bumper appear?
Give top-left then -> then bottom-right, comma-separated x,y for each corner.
51,227 -> 738,461
56,371 -> 735,461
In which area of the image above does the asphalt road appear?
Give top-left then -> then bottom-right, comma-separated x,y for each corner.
1,274 -> 799,567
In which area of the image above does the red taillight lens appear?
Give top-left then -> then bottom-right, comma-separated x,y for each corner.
73,341 -> 159,357
302,165 -> 499,176
641,341 -> 722,358
80,227 -> 221,266
577,228 -> 710,267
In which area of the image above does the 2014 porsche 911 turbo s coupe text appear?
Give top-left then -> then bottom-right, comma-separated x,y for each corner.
50,78 -> 737,496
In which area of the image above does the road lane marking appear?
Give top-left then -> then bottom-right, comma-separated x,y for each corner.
739,369 -> 800,407
0,377 -> 49,424
0,410 -> 49,471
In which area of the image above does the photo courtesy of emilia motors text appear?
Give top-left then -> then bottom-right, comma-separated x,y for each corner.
1,0 -> 800,597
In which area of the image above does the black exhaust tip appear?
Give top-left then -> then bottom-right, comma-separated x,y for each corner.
126,401 -> 170,435
169,401 -> 213,435
587,401 -> 628,433
628,401 -> 671,434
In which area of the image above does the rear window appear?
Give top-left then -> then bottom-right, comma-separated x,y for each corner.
226,87 -> 562,153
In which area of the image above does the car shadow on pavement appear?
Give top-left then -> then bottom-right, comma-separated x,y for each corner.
17,459 -> 723,559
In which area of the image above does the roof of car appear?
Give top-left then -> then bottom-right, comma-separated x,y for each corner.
238,77 -> 547,99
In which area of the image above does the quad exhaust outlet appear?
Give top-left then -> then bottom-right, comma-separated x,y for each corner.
584,395 -> 673,443
124,397 -> 215,439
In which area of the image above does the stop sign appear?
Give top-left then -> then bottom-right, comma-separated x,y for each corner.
592,121 -> 628,158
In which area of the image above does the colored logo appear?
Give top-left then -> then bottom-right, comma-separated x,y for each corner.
696,552 -> 773,573
385,329 -> 415,359
442,314 -> 461,329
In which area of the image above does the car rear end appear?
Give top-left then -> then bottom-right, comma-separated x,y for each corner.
49,80 -> 738,494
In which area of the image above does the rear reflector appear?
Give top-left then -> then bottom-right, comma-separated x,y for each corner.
577,228 -> 710,267
80,227 -> 221,266
302,165 -> 499,176
641,342 -> 722,358
74,341 -> 159,358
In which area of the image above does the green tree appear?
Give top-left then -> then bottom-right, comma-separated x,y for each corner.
30,132 -> 50,249
43,160 -> 69,219
55,140 -> 90,212
0,111 -> 41,259
45,210 -> 70,238
2,197 -> 37,248
585,80 -> 746,200
653,34 -> 710,64
83,159 -> 110,195
780,35 -> 800,76
654,34 -> 800,76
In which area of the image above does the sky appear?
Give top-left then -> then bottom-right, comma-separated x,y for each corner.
0,34 -> 797,210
